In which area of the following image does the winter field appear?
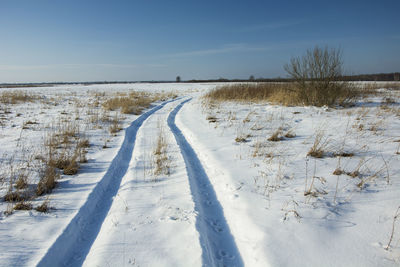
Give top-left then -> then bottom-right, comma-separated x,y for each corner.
0,82 -> 399,266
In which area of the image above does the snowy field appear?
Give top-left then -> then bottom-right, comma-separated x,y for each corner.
0,82 -> 399,266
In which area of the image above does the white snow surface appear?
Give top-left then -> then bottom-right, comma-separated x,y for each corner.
0,82 -> 399,266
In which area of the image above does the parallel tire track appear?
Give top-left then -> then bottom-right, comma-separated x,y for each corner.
37,99 -> 175,267
168,99 -> 244,267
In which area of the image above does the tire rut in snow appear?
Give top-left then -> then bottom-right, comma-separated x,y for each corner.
37,99 -> 176,267
168,99 -> 244,267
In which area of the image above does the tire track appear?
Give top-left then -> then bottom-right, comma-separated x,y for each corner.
37,99 -> 176,267
168,99 -> 244,267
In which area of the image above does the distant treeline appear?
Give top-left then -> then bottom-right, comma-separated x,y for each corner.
340,72 -> 400,81
186,72 -> 400,83
1,72 -> 399,88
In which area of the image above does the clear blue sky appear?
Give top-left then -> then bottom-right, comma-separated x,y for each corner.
0,0 -> 399,83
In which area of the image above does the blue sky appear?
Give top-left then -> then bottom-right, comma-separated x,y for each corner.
0,0 -> 399,82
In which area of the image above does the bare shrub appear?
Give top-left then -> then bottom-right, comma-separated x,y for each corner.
284,46 -> 359,106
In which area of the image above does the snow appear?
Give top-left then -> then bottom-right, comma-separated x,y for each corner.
0,82 -> 399,266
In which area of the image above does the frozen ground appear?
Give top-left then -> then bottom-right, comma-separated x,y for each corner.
0,83 -> 399,266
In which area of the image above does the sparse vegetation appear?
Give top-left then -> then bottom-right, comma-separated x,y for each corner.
284,46 -> 360,106
35,199 -> 51,213
152,124 -> 171,179
204,47 -> 383,107
14,201 -> 33,211
0,90 -> 39,104
307,130 -> 329,158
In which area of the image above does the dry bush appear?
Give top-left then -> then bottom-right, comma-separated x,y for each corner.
285,46 -> 361,106
205,47 -> 371,107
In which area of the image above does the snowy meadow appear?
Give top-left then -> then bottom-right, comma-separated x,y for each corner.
0,82 -> 399,266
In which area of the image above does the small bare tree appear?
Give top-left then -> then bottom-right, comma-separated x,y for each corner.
284,46 -> 356,106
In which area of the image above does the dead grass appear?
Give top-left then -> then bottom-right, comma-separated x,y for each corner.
36,166 -> 59,196
307,130 -> 329,158
204,83 -> 292,103
103,91 -> 156,114
15,174 -> 28,189
109,113 -> 122,134
268,128 -> 283,142
0,91 -> 39,105
4,191 -> 30,202
13,201 -> 33,211
204,82 -> 372,107
153,126 -> 170,178
35,199 -> 51,213
284,129 -> 296,138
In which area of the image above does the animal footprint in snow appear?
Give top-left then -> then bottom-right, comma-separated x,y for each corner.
209,219 -> 224,233
217,250 -> 235,260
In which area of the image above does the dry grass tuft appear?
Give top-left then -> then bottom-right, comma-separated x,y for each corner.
14,201 -> 33,211
307,130 -> 329,158
333,168 -> 344,175
284,129 -> 296,138
35,199 -> 51,213
63,157 -> 79,175
153,126 -> 170,178
4,191 -> 30,202
36,166 -> 59,196
235,136 -> 248,143
15,173 -> 28,189
268,128 -> 284,142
